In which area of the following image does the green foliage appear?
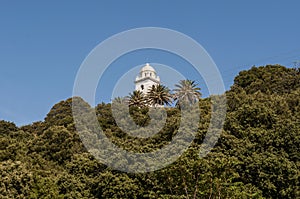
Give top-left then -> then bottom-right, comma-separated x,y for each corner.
0,65 -> 299,198
173,79 -> 202,107
146,84 -> 172,106
0,120 -> 18,134
128,83 -> 182,107
0,160 -> 35,198
128,90 -> 146,107
93,171 -> 142,198
44,98 -> 75,131
233,65 -> 300,94
27,126 -> 85,164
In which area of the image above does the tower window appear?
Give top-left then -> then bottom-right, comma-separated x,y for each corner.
141,85 -> 144,90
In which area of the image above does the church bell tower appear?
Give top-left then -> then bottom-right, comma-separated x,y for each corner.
134,63 -> 160,94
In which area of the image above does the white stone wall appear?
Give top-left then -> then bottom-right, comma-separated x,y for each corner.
135,64 -> 160,95
135,78 -> 159,94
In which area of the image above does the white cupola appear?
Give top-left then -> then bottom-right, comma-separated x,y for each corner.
135,63 -> 160,94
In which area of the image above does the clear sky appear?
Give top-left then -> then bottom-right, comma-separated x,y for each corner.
1,1 -> 300,126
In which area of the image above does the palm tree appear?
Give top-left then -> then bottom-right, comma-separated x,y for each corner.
146,84 -> 172,107
127,90 -> 145,107
173,79 -> 201,106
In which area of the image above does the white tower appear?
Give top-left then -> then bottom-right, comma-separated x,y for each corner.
135,63 -> 160,94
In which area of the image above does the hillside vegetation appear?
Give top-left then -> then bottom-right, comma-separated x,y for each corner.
0,65 -> 299,198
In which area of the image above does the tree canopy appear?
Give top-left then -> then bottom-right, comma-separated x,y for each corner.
0,65 -> 299,198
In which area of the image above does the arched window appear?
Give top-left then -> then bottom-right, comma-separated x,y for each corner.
141,85 -> 144,90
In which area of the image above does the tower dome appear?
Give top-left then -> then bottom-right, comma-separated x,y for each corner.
135,63 -> 160,94
140,63 -> 156,73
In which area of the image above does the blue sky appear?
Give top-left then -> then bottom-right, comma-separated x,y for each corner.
1,1 -> 300,126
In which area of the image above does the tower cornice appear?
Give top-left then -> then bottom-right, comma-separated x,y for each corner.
134,76 -> 160,84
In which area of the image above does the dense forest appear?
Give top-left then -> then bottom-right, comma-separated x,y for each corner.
0,65 -> 299,198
